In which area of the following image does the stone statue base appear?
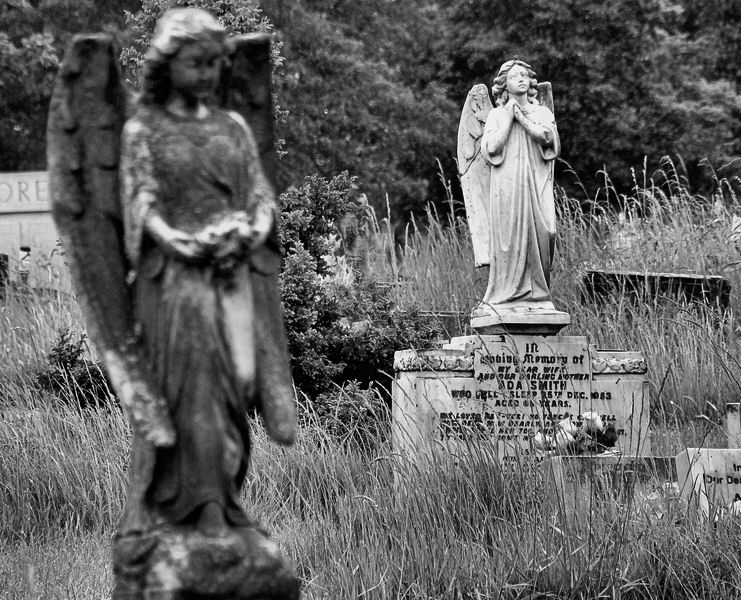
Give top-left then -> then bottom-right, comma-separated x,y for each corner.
113,526 -> 300,600
470,302 -> 571,335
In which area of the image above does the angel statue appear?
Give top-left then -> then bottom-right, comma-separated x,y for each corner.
458,58 -> 570,334
47,8 -> 299,599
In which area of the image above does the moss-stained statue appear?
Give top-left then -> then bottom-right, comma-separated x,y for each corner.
47,8 -> 299,599
458,58 -> 570,334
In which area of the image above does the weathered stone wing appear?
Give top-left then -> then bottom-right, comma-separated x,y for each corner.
457,83 -> 493,268
537,81 -> 554,115
221,34 -> 296,445
47,35 -> 174,446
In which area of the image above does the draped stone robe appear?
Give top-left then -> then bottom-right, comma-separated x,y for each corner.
119,104 -> 275,530
480,103 -> 560,309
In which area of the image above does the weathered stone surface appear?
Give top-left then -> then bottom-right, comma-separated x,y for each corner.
0,171 -> 69,291
113,526 -> 300,599
470,306 -> 571,335
392,334 -> 650,460
544,455 -> 677,518
583,269 -> 731,312
727,403 -> 741,449
676,448 -> 741,518
590,349 -> 650,456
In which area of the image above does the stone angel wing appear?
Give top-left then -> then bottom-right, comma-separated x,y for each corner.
221,34 -> 296,445
457,83 -> 494,268
47,35 -> 175,447
537,81 -> 554,115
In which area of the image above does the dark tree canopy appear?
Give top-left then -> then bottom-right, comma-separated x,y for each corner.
0,0 -> 739,209
444,0 -> 741,198
0,0 -> 139,170
262,0 -> 457,221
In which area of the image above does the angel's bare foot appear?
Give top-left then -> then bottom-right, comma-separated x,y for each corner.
197,501 -> 228,536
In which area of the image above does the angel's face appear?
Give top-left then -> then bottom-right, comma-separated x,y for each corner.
169,39 -> 222,105
505,64 -> 531,97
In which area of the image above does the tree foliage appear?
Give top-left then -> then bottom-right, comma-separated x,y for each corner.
262,0 -> 457,221
121,0 -> 278,84
0,0 -> 137,170
278,173 -> 441,399
0,0 -> 739,207
444,0 -> 741,196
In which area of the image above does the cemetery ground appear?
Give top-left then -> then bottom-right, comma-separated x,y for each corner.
3,165 -> 741,599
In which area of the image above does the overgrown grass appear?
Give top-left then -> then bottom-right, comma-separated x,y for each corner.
3,164 -> 741,598
3,395 -> 741,598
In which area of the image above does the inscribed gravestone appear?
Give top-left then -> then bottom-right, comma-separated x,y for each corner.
676,448 -> 741,517
392,57 -> 650,467
392,334 -> 650,460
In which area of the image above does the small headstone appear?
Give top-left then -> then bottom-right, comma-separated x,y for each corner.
0,171 -> 69,291
676,448 -> 741,518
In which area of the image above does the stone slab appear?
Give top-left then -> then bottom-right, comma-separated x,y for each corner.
544,455 -> 676,518
583,269 -> 731,312
470,308 -> 571,335
676,448 -> 741,518
590,349 -> 650,456
113,526 -> 299,599
549,454 -> 676,484
392,334 -> 650,460
0,172 -> 69,291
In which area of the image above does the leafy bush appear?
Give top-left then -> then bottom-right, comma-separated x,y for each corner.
279,173 -> 442,400
322,274 -> 442,390
34,329 -> 115,411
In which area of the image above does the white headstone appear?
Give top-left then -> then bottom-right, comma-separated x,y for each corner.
676,448 -> 741,518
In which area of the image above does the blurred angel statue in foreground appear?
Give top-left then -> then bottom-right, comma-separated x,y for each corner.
48,7 -> 298,599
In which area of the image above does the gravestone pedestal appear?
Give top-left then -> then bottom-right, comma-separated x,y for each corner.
392,333 -> 650,462
471,306 -> 571,336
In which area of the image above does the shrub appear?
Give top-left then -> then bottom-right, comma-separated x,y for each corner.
279,173 -> 443,400
34,328 -> 115,411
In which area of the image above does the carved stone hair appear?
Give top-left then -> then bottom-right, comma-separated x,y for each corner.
490,58 -> 539,107
140,8 -> 226,106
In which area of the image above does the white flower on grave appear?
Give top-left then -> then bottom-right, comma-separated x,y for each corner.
580,411 -> 604,433
533,431 -> 554,451
556,415 -> 578,436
